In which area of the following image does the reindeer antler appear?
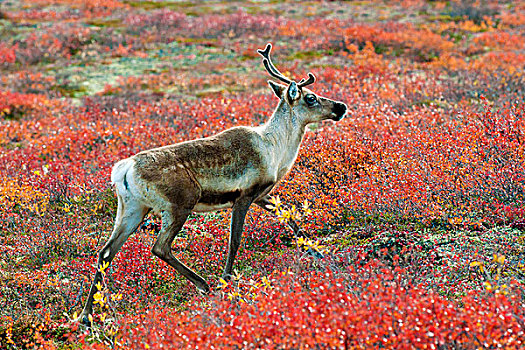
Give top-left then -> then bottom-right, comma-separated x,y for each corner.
257,43 -> 292,85
257,43 -> 316,89
298,73 -> 315,88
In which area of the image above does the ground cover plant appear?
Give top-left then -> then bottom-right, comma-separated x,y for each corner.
1,0 -> 524,348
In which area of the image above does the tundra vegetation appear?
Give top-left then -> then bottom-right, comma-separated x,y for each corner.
1,0 -> 525,349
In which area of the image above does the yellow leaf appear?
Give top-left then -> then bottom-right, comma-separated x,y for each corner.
302,199 -> 310,211
233,269 -> 243,281
483,281 -> 492,291
265,204 -> 276,211
112,293 -> 123,301
99,261 -> 110,275
94,291 -> 104,304
269,195 -> 282,208
218,278 -> 228,289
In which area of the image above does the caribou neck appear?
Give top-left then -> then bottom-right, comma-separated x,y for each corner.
261,100 -> 307,155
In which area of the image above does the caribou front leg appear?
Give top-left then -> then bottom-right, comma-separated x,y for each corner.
221,198 -> 253,281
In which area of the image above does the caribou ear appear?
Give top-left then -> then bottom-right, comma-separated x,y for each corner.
287,81 -> 300,103
268,80 -> 286,99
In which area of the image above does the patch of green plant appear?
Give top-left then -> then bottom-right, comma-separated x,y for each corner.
245,6 -> 283,16
417,50 -> 439,62
444,30 -> 465,44
443,1 -> 499,25
86,19 -> 123,28
123,0 -> 185,10
176,37 -> 218,45
373,43 -> 390,55
428,14 -> 454,22
185,6 -> 223,17
195,86 -> 227,97
51,83 -> 90,98
1,108 -> 25,121
334,209 -> 429,232
286,50 -> 325,61
123,0 -> 212,13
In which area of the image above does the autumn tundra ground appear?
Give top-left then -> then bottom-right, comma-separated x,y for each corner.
1,0 -> 525,348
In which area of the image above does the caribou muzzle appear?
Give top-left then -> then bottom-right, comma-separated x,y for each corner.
331,102 -> 347,121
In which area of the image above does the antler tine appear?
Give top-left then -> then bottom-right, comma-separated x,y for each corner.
256,43 -> 272,60
262,59 -> 292,85
257,43 -> 292,85
297,72 -> 316,88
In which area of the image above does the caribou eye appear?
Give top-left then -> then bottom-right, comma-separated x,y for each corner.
304,94 -> 317,106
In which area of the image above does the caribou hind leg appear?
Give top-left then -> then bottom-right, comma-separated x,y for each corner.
151,207 -> 210,294
78,191 -> 149,325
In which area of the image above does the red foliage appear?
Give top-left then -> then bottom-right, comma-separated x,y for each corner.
1,0 -> 525,348
118,262 -> 525,349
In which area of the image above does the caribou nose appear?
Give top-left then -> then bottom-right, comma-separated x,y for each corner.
332,102 -> 347,121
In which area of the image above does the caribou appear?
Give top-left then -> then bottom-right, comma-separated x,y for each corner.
78,43 -> 347,324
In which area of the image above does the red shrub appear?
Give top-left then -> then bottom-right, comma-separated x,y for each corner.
118,262 -> 525,349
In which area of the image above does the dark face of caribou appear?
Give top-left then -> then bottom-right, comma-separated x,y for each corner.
330,100 -> 348,121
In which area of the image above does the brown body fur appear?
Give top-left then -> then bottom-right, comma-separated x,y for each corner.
134,127 -> 270,210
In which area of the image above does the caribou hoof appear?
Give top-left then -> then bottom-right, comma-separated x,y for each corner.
74,313 -> 92,327
196,283 -> 211,296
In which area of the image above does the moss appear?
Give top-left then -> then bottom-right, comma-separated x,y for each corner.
86,18 -> 123,28
51,83 -> 90,98
123,0 -> 186,10
123,0 -> 215,14
286,50 -> 325,61
176,37 -> 218,45
1,108 -> 25,121
195,86 -> 226,97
